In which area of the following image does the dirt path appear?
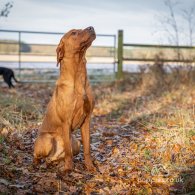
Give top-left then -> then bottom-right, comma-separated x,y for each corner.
0,83 -> 194,194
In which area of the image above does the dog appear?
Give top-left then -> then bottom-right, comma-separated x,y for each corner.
34,26 -> 96,172
0,67 -> 19,88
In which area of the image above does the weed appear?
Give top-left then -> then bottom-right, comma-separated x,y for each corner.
144,149 -> 151,159
0,135 -> 5,144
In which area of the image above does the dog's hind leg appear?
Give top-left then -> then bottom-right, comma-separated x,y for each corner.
8,80 -> 14,88
9,78 -> 15,88
3,74 -> 12,88
33,133 -> 54,164
47,135 -> 65,163
8,74 -> 15,88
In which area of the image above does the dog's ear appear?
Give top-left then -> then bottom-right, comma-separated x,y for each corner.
56,41 -> 64,67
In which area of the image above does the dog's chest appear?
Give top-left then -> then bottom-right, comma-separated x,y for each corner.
71,94 -> 90,130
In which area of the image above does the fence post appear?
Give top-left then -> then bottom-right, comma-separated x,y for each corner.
18,32 -> 21,80
117,30 -> 123,79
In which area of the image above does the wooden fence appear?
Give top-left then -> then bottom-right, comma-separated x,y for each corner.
117,30 -> 195,79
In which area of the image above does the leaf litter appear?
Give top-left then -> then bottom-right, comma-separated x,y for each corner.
0,82 -> 194,194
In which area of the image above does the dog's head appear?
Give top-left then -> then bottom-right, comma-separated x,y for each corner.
56,26 -> 96,66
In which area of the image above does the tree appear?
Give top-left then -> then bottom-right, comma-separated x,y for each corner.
156,0 -> 195,46
182,6 -> 195,46
164,0 -> 180,46
155,0 -> 195,84
0,1 -> 13,18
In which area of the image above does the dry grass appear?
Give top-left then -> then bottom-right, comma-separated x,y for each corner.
0,69 -> 194,194
92,74 -> 195,194
0,91 -> 43,131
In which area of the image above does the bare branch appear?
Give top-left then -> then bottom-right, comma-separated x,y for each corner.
164,0 -> 180,46
182,5 -> 195,46
0,1 -> 13,18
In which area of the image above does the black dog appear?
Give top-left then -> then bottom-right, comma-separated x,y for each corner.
0,67 -> 19,88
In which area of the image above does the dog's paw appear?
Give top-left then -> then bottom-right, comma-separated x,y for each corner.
85,161 -> 96,173
64,163 -> 73,172
57,165 -> 72,178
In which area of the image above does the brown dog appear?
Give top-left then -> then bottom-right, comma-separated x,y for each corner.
34,26 -> 96,172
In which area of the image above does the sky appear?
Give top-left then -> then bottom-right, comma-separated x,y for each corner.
0,0 -> 194,45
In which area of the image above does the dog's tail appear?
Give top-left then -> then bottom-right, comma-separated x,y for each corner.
12,73 -> 19,83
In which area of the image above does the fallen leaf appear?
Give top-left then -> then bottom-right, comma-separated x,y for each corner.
172,144 -> 181,153
112,147 -> 120,155
0,179 -> 10,186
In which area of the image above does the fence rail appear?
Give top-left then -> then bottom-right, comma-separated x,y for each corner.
0,29 -> 117,83
117,30 -> 195,79
1,29 -> 195,82
123,43 -> 195,49
123,58 -> 194,63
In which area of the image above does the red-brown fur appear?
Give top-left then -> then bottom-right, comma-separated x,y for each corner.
33,26 -> 96,172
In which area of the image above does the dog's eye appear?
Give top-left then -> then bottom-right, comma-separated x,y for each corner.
71,31 -> 77,36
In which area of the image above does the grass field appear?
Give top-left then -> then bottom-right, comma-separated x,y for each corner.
0,73 -> 194,194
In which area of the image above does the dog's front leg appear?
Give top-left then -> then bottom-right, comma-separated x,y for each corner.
81,116 -> 96,172
62,123 -> 73,172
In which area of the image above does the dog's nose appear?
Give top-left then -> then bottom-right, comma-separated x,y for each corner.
87,26 -> 94,31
